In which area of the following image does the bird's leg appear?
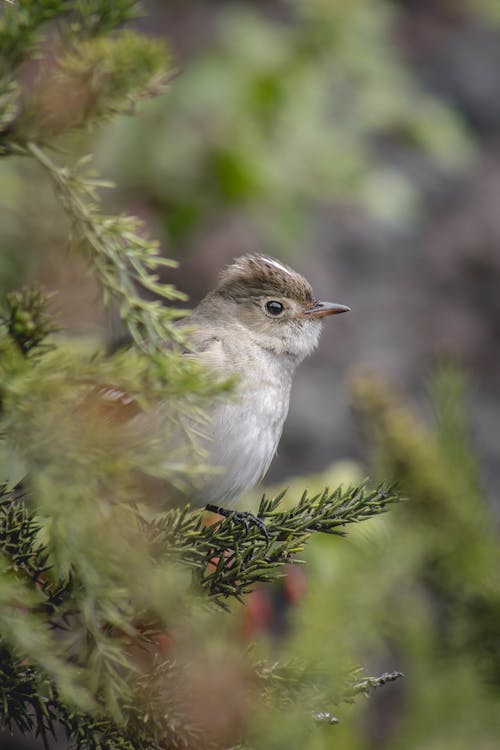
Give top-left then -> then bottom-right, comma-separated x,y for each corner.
205,503 -> 270,542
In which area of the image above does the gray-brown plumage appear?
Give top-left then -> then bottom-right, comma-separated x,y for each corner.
177,254 -> 350,507
102,255 -> 349,509
213,255 -> 315,306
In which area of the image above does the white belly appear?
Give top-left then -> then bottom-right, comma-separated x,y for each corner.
194,382 -> 290,506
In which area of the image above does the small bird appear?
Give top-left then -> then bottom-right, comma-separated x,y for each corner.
179,254 -> 350,512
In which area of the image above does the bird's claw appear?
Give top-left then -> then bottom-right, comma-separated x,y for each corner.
205,504 -> 270,543
232,510 -> 270,542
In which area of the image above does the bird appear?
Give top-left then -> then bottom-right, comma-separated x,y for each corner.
176,254 -> 350,517
97,254 -> 349,525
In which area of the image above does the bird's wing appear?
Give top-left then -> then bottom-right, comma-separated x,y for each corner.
181,322 -> 231,376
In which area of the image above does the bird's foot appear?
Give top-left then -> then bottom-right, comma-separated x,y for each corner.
205,504 -> 270,543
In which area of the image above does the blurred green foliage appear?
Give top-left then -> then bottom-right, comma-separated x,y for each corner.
245,367 -> 500,749
1,1 -> 499,749
97,0 -> 473,252
15,31 -> 168,141
319,367 -> 500,749
0,0 -> 477,293
468,0 -> 500,25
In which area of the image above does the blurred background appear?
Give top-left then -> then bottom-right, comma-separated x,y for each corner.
2,0 -> 500,748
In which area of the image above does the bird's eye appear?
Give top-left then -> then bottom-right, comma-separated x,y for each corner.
265,300 -> 284,316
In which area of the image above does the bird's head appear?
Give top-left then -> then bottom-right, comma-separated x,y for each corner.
203,254 -> 350,363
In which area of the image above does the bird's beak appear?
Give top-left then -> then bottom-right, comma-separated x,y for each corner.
300,301 -> 351,319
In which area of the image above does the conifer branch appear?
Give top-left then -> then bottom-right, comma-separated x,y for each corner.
0,647 -> 201,750
0,0 -> 68,74
26,142 -> 187,352
14,32 -> 171,142
142,483 -> 401,608
0,287 -> 58,356
341,669 -> 404,702
0,2 -> 147,149
0,0 -> 142,76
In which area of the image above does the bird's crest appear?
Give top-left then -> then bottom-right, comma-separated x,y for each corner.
216,254 -> 314,305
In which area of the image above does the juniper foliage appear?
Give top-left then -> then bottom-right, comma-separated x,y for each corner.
0,2 -> 403,748
353,368 -> 500,685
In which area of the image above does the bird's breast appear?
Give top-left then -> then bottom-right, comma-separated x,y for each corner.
200,375 -> 291,506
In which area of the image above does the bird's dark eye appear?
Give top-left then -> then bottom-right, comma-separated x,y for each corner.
265,300 -> 284,316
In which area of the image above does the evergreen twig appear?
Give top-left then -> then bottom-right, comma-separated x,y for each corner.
26,142 -> 187,352
141,483 -> 401,608
0,286 -> 58,356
